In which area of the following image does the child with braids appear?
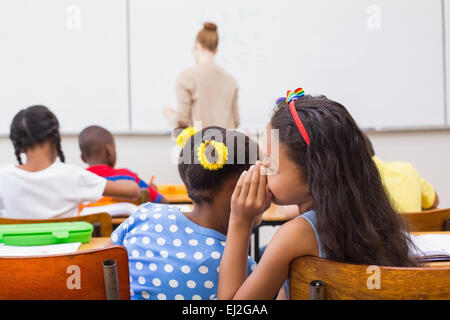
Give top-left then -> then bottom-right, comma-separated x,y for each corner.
0,105 -> 141,219
217,88 -> 420,300
106,126 -> 259,300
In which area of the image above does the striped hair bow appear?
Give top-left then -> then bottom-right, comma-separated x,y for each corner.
275,87 -> 310,147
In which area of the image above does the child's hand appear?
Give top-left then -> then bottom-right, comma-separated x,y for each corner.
150,183 -> 158,191
231,161 -> 271,224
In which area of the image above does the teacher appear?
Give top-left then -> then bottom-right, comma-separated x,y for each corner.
172,22 -> 240,130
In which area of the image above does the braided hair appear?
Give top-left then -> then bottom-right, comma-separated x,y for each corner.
9,105 -> 65,165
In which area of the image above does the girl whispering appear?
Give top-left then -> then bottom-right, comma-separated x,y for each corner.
107,126 -> 259,300
218,89 -> 419,300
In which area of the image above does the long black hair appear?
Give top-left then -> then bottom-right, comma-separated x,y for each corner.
178,126 -> 258,204
271,95 -> 418,267
10,105 -> 65,165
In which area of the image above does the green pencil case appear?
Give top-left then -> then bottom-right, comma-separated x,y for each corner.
0,222 -> 93,246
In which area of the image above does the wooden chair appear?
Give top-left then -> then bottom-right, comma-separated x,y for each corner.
0,245 -> 130,300
400,208 -> 450,232
0,212 -> 113,237
289,256 -> 450,300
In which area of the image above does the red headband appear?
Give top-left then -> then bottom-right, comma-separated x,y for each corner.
289,100 -> 310,147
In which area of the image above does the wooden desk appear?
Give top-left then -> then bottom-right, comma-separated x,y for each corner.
262,204 -> 298,222
164,194 -> 192,203
79,237 -> 110,251
157,184 -> 192,204
252,204 -> 297,261
111,216 -> 128,227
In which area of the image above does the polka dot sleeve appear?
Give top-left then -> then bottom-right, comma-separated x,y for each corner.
247,256 -> 257,275
110,212 -> 135,245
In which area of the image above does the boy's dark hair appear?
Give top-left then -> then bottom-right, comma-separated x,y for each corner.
10,105 -> 65,165
79,125 -> 114,159
178,126 -> 258,204
271,95 -> 418,267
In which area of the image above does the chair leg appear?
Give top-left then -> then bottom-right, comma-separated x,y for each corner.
253,227 -> 260,262
309,280 -> 325,300
102,259 -> 120,300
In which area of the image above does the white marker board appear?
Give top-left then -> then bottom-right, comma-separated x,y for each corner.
130,0 -> 446,132
0,0 -> 129,135
0,0 -> 446,135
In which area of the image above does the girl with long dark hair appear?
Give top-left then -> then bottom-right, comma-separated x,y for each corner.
217,90 -> 419,300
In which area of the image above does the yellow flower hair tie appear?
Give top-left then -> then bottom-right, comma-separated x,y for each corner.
176,127 -> 199,148
197,140 -> 228,170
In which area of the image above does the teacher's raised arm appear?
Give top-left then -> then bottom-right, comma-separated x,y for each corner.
172,22 -> 240,131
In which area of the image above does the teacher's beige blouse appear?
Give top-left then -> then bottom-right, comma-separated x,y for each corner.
175,62 -> 240,129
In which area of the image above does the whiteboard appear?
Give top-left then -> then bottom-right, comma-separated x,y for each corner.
130,0 -> 446,132
0,0 -> 129,135
0,0 -> 446,135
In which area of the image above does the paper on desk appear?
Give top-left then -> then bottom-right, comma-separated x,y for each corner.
409,234 -> 450,258
0,242 -> 82,257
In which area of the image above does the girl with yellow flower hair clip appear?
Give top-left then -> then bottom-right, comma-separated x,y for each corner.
110,125 -> 262,301
176,126 -> 229,171
176,126 -> 263,296
197,140 -> 228,171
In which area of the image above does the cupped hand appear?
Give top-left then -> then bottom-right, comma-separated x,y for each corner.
231,161 -> 273,224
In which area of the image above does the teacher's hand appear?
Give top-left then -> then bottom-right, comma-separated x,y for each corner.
163,106 -> 175,119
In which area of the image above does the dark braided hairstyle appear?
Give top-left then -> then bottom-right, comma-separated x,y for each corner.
9,105 -> 65,165
178,126 -> 259,205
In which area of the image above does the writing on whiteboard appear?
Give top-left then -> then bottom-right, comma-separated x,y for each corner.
66,5 -> 82,30
366,5 -> 381,30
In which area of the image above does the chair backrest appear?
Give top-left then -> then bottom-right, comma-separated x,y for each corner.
0,212 -> 113,237
400,208 -> 450,232
289,256 -> 450,300
0,245 -> 130,300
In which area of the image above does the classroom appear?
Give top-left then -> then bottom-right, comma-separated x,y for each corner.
0,0 -> 449,306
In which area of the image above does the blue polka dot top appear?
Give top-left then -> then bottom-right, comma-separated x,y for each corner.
111,202 -> 256,300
